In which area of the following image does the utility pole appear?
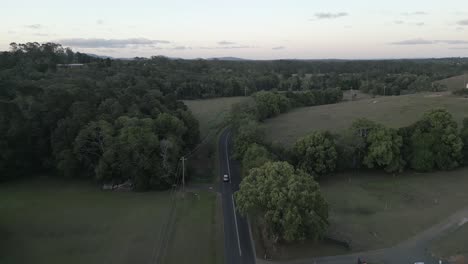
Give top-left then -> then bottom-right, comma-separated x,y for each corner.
180,156 -> 187,194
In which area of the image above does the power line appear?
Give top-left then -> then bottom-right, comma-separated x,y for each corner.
151,126 -> 224,264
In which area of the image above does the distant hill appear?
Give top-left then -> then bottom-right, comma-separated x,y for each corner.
207,57 -> 249,61
85,53 -> 114,59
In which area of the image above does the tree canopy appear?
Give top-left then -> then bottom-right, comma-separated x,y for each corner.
408,109 -> 463,171
293,131 -> 337,177
0,42 -> 199,190
235,161 -> 329,243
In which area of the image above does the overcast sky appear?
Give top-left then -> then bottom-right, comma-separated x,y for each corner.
2,0 -> 468,59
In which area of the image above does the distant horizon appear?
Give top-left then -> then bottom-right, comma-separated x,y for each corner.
84,52 -> 468,61
2,0 -> 468,59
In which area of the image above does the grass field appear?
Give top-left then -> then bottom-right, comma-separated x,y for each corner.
0,177 -> 222,264
430,223 -> 468,260
266,168 -> 468,260
165,192 -> 224,264
263,92 -> 468,146
436,73 -> 468,91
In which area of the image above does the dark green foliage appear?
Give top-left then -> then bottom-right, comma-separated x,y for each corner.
408,109 -> 463,171
461,118 -> 468,165
293,131 -> 337,177
235,161 -> 329,243
253,91 -> 291,120
346,119 -> 406,172
242,144 -> 273,172
0,43 -> 200,190
284,88 -> 343,107
232,119 -> 265,159
363,126 -> 405,173
334,130 -> 366,170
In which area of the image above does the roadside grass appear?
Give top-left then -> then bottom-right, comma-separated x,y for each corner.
0,177 -> 222,264
430,224 -> 468,259
264,168 -> 468,260
263,92 -> 468,146
164,191 -> 224,264
184,96 -> 251,184
436,73 -> 468,91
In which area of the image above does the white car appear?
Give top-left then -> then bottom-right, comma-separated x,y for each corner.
223,174 -> 230,182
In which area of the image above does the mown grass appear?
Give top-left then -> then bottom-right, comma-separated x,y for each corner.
430,224 -> 468,259
165,191 -> 224,264
264,93 -> 468,146
0,177 -> 222,264
322,168 -> 468,252
268,168 -> 468,260
436,73 -> 468,91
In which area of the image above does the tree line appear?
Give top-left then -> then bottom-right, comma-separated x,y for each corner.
4,42 -> 468,101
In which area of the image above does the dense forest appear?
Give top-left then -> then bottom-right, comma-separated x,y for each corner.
2,42 -> 468,190
0,43 -> 199,190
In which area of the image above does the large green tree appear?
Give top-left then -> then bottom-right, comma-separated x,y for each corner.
461,118 -> 468,165
73,120 -> 115,177
363,126 -> 405,173
409,109 -> 463,171
235,161 -> 329,244
233,118 -> 265,158
253,91 -> 291,120
293,131 -> 337,177
242,143 -> 273,172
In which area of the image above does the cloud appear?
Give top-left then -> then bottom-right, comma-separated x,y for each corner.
390,38 -> 433,45
415,22 -> 425,26
25,24 -> 42,29
56,38 -> 171,48
172,46 -> 191,50
200,45 -> 252,50
313,12 -> 348,20
33,33 -> 49,37
449,47 -> 468,50
402,11 -> 427,16
218,41 -> 236,45
394,20 -> 405,24
96,19 -> 104,25
436,40 -> 468,45
390,38 -> 468,45
458,19 -> 468,26
272,46 -> 285,50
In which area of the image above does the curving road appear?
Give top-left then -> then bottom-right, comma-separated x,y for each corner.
219,129 -> 256,264
218,128 -> 468,264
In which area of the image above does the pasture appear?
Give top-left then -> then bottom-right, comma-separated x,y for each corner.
436,73 -> 468,91
0,177 -> 222,264
269,168 -> 468,260
430,224 -> 468,260
263,93 -> 468,146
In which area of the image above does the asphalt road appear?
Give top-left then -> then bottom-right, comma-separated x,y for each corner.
219,129 -> 256,264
